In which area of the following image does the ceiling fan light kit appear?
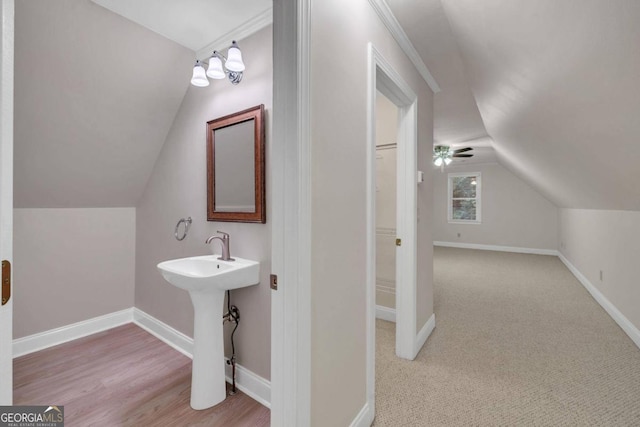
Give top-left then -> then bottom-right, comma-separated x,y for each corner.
433,145 -> 474,171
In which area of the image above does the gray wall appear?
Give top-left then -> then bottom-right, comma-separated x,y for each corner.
13,208 -> 135,338
433,163 -> 559,250
559,209 -> 640,332
309,0 -> 435,423
11,0 -> 189,342
135,26 -> 272,381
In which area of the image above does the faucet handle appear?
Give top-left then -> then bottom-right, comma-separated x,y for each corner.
217,230 -> 229,240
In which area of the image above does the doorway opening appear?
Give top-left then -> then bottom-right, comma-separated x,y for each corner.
366,43 -> 419,417
374,91 -> 398,323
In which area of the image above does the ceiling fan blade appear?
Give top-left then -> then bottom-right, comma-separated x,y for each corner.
453,154 -> 474,158
453,147 -> 473,154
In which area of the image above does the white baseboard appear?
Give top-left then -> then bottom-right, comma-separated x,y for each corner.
349,401 -> 374,427
224,357 -> 271,408
376,309 -> 435,357
558,253 -> 640,350
434,241 -> 559,256
13,308 -> 134,358
376,305 -> 396,322
132,308 -> 270,408
132,308 -> 193,359
415,313 -> 436,356
13,307 -> 272,407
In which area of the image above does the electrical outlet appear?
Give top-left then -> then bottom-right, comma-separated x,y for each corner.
599,270 -> 603,282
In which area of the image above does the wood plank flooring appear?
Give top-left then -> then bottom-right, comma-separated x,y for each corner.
14,323 -> 270,427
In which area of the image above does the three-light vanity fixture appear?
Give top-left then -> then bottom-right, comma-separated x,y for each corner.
190,40 -> 245,87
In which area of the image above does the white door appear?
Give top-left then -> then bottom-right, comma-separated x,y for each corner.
0,0 -> 15,405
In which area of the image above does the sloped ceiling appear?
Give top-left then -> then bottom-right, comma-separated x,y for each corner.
440,0 -> 640,210
385,0 -> 496,166
14,0 -> 193,208
17,0 -> 640,211
390,0 -> 640,210
91,0 -> 271,55
386,0 -> 487,146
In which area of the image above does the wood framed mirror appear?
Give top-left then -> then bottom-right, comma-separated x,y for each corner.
207,104 -> 265,223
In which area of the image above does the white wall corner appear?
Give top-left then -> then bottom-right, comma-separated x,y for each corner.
414,313 -> 435,357
558,253 -> 640,350
434,241 -> 559,256
376,305 -> 396,322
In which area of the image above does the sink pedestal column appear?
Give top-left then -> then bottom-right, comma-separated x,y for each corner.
189,291 -> 226,410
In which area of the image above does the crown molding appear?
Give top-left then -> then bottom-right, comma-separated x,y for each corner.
368,0 -> 440,93
196,7 -> 273,60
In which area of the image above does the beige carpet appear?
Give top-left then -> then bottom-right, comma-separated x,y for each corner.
374,247 -> 640,426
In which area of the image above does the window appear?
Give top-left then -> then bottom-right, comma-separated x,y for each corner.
448,172 -> 481,223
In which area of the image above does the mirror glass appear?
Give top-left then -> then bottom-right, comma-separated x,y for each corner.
214,119 -> 255,212
207,105 -> 265,223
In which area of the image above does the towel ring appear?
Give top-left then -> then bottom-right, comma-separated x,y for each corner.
174,217 -> 192,241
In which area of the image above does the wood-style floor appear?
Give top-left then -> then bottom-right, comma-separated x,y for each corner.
14,323 -> 270,427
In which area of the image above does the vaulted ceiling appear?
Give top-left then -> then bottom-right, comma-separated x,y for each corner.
91,0 -> 271,58
14,0 -> 271,209
389,0 -> 640,210
15,0 -> 640,211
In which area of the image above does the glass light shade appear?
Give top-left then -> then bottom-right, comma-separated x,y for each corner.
434,157 -> 443,167
206,55 -> 226,79
190,62 -> 209,87
444,157 -> 452,165
225,42 -> 245,72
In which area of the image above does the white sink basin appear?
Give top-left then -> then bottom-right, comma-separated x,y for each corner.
157,255 -> 259,292
157,255 -> 260,410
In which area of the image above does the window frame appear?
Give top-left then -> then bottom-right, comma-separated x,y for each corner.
447,172 -> 482,224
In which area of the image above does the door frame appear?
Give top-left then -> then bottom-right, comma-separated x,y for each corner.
270,11 -> 420,426
0,0 -> 15,405
366,42 -> 419,414
270,0 -> 311,425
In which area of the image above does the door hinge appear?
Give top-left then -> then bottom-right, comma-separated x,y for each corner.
270,274 -> 278,290
396,238 -> 402,247
2,260 -> 10,306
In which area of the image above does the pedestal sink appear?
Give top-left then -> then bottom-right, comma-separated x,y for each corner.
157,255 -> 259,410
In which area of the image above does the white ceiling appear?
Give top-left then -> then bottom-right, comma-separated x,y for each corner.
16,0 -> 640,211
440,0 -> 640,209
447,137 -> 497,167
386,0 -> 494,166
91,0 -> 271,54
392,0 -> 640,209
15,0 -> 272,209
386,0 -> 488,146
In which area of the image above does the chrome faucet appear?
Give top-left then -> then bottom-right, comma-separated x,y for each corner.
206,231 -> 235,261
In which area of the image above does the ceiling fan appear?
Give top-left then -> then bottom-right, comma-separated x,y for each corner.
433,145 -> 474,171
